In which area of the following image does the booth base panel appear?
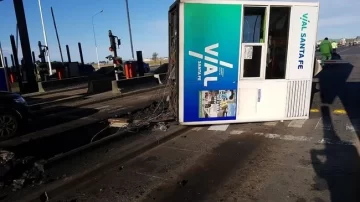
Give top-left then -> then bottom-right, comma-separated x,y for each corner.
179,115 -> 310,126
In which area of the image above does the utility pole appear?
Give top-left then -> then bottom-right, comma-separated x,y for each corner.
51,7 -> 64,63
13,0 -> 37,92
125,0 -> 134,60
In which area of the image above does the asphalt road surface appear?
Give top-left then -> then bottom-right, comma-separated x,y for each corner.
23,46 -> 360,202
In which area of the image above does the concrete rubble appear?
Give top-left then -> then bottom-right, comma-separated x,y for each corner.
0,149 -> 46,191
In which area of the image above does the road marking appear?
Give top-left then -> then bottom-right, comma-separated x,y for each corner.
208,124 -> 229,131
333,109 -> 347,115
288,120 -> 306,128
263,122 -> 278,126
253,132 -> 312,142
135,171 -> 168,181
229,130 -> 245,135
95,105 -> 110,110
337,47 -> 351,54
318,138 -> 354,146
310,109 -> 348,115
80,117 -> 99,121
345,120 -> 360,132
315,118 -> 333,131
192,127 -> 203,131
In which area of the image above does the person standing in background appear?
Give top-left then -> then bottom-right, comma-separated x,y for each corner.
319,37 -> 333,65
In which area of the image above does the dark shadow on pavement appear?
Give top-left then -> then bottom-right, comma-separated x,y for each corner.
22,106 -> 100,135
314,59 -> 360,136
311,106 -> 360,202
141,135 -> 261,202
311,56 -> 360,202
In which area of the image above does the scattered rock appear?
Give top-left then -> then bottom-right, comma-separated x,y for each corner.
178,180 -> 188,187
12,179 -> 25,191
0,150 -> 15,164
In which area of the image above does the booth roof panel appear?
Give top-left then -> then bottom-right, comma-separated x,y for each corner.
180,0 -> 319,7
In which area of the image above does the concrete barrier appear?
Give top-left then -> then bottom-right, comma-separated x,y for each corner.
112,74 -> 164,94
38,76 -> 89,92
88,73 -> 168,95
87,78 -> 113,94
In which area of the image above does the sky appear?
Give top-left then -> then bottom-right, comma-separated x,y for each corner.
1,0 -> 360,64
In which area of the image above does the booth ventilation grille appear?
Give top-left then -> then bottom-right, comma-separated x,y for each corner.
286,80 -> 310,118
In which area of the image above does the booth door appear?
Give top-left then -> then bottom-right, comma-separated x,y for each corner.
237,6 -> 291,121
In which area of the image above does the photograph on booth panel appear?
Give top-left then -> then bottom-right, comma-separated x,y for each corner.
199,90 -> 237,118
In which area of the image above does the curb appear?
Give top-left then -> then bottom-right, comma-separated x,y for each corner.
18,126 -> 189,202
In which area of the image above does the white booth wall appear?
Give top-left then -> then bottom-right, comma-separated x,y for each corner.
178,0 -> 319,125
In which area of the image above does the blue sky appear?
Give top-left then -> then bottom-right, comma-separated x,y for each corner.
1,0 -> 359,63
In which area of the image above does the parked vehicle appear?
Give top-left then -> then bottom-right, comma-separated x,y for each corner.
0,92 -> 29,140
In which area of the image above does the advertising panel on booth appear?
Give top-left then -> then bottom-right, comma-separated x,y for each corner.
183,3 -> 242,122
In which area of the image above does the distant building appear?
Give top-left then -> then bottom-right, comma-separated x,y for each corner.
339,38 -> 346,45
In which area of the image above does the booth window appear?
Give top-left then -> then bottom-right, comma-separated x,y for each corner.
265,7 -> 291,79
243,45 -> 262,77
243,7 -> 266,43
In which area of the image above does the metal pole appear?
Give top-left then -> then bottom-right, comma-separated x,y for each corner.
51,7 -> 64,63
12,0 -> 37,92
92,10 -> 103,69
78,42 -> 84,66
38,0 -> 53,75
125,0 -> 135,60
66,45 -> 71,62
10,35 -> 23,92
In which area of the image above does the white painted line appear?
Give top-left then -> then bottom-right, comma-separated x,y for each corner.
95,105 -> 110,110
192,127 -> 203,131
315,118 -> 321,129
80,117 -> 99,121
315,118 -> 333,131
281,135 -> 312,142
318,138 -> 354,146
288,120 -> 306,128
229,130 -> 244,135
253,132 -> 312,142
263,122 -> 278,126
264,133 -> 281,139
208,124 -> 229,131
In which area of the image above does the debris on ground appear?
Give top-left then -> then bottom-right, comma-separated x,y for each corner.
12,179 -> 25,191
0,150 -> 47,191
0,150 -> 15,164
153,122 -> 168,132
178,180 -> 188,187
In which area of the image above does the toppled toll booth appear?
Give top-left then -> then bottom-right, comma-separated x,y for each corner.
169,0 -> 320,125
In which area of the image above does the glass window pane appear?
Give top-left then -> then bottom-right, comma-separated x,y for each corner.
243,7 -> 266,43
265,7 -> 291,79
243,46 -> 262,77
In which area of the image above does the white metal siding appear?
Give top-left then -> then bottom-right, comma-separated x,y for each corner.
286,80 -> 310,118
